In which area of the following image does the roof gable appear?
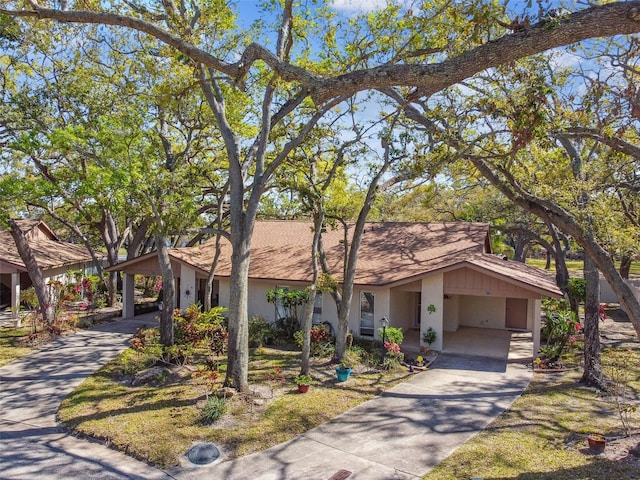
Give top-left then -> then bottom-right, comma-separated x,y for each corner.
0,220 -> 93,272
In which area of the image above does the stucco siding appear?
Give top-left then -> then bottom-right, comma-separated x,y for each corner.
390,289 -> 416,331
247,280 -> 280,322
180,266 -> 197,310
459,296 -> 506,329
443,295 -> 460,332
421,274 -> 444,351
217,278 -> 230,312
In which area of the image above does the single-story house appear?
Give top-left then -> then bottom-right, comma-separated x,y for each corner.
109,221 -> 563,356
0,219 -> 97,319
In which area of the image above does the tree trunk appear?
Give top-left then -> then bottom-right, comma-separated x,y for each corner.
204,239 -> 222,311
204,195 -> 226,311
224,228 -> 252,391
127,218 -> 150,260
301,285 -> 316,375
581,254 -> 605,389
548,223 -> 579,316
620,253 -> 632,279
99,211 -> 123,307
334,301 -> 350,360
513,234 -> 527,262
9,219 -> 55,325
300,211 -> 323,375
471,158 -> 640,338
155,232 -> 175,347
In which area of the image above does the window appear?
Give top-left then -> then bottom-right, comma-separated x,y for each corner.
360,291 -> 374,336
312,292 -> 323,324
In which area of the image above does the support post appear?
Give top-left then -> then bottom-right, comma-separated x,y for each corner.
11,273 -> 21,326
122,273 -> 136,319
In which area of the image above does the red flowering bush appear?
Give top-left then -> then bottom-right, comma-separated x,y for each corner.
384,341 -> 401,354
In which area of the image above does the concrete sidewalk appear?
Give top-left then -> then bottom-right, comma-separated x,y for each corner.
173,354 -> 531,480
0,312 -> 173,480
1,317 -> 532,480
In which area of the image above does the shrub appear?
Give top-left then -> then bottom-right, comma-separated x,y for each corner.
201,397 -> 228,425
249,316 -> 274,348
379,326 -> 403,345
293,324 -> 334,356
191,365 -> 220,396
567,278 -> 586,303
339,349 -> 361,369
539,309 -> 580,362
174,304 -> 228,356
275,316 -> 300,340
604,349 -> 640,436
351,335 -> 383,355
21,287 -> 39,310
383,341 -> 404,370
294,374 -> 312,386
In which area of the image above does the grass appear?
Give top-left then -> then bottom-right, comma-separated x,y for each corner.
58,345 -> 411,468
0,326 -> 36,367
526,259 -> 640,276
423,330 -> 640,480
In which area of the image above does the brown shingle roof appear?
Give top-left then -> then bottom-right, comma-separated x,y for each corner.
115,220 -> 562,297
0,221 -> 93,271
173,220 -> 490,284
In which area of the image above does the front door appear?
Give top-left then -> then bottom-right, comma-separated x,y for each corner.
505,298 -> 528,330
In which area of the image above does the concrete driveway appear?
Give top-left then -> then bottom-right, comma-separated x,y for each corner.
173,354 -> 531,480
1,316 -> 532,480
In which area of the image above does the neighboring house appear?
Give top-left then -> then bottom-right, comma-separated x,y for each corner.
0,219 -> 97,319
110,221 -> 563,355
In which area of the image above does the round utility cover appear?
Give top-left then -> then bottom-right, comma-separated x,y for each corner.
186,443 -> 221,465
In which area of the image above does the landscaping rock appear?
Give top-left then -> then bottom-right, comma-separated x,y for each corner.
216,387 -> 236,398
131,366 -> 170,386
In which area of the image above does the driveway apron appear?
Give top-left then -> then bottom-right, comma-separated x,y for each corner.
0,313 -> 173,480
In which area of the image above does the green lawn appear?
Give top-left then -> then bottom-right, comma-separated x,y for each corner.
58,346 -> 412,468
424,328 -> 640,480
526,258 -> 640,276
0,326 -> 35,367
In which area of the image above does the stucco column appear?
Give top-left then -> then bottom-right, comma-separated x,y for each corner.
532,299 -> 542,357
11,273 -> 21,325
375,289 -> 390,341
180,265 -> 196,311
421,275 -> 444,351
122,273 -> 136,319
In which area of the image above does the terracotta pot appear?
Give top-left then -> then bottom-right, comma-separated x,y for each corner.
587,434 -> 606,453
298,384 -> 310,393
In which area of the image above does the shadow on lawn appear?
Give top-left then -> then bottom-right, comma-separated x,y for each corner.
488,458 -> 640,480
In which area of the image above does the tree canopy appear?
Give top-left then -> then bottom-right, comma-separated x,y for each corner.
2,0 -> 640,390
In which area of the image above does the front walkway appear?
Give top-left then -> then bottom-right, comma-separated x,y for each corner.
0,312 -> 172,480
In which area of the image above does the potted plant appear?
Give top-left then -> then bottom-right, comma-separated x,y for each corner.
587,433 -> 606,453
422,327 -> 437,348
294,374 -> 312,393
335,358 -> 354,382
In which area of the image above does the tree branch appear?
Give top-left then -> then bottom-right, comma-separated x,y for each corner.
2,2 -> 639,105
